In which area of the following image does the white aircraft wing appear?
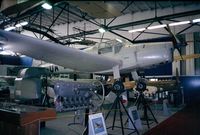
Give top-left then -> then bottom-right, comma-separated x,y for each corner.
0,30 -> 121,72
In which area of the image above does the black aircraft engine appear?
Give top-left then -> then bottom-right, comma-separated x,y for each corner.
52,80 -> 104,112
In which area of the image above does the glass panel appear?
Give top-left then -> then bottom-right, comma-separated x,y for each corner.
114,43 -> 123,54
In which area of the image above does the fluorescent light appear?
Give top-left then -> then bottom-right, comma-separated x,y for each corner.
72,39 -> 82,42
4,26 -> 16,31
128,28 -> 146,33
42,3 -> 52,10
15,21 -> 28,28
20,21 -> 28,26
116,38 -> 122,43
0,50 -> 15,55
15,24 -> 22,28
147,24 -> 167,30
98,28 -> 106,33
169,21 -> 190,26
192,18 -> 200,23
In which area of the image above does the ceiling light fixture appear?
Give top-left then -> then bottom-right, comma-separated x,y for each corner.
15,21 -> 28,28
169,21 -> 190,26
128,28 -> 146,33
20,21 -> 28,26
116,38 -> 122,43
192,18 -> 200,23
98,28 -> 106,33
0,50 -> 15,55
15,24 -> 22,28
4,26 -> 16,31
147,24 -> 167,30
42,3 -> 52,10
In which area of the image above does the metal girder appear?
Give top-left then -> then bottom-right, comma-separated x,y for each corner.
0,4 -> 43,28
32,31 -> 39,39
141,31 -> 168,36
133,22 -> 154,41
177,24 -> 195,35
0,0 -> 68,28
57,29 -> 98,40
108,30 -> 134,43
157,2 -> 163,9
57,9 -> 200,40
29,23 -> 55,33
143,1 -> 151,10
57,5 -> 101,27
23,26 -> 65,45
115,29 -> 168,36
107,1 -> 134,26
30,13 -> 39,24
41,4 -> 67,39
109,9 -> 200,30
132,1 -> 143,12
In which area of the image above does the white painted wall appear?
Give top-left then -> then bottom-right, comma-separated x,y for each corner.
185,33 -> 195,75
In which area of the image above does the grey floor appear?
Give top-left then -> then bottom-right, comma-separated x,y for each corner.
41,103 -> 183,135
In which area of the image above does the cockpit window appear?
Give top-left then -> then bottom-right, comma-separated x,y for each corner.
114,43 -> 123,54
98,42 -> 112,54
98,40 -> 123,54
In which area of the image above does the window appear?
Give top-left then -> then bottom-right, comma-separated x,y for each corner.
98,42 -> 112,54
114,43 -> 123,54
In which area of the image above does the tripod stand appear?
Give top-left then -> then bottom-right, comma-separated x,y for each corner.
105,81 -> 139,135
135,91 -> 158,128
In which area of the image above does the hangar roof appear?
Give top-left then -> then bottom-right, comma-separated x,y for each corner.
0,1 -> 200,44
1,1 -> 199,26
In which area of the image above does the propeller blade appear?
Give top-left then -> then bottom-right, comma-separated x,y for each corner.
176,47 -> 184,60
165,25 -> 185,60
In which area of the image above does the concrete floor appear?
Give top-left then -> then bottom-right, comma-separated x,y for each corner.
41,103 -> 183,135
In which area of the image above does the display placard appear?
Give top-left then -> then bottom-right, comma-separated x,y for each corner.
89,113 -> 107,135
128,106 -> 143,130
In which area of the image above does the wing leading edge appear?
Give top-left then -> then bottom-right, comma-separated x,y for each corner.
0,30 -> 121,72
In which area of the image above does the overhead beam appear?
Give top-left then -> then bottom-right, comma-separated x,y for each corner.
132,22 -> 154,41
108,9 -> 200,30
57,5 -> 101,27
177,24 -> 195,35
107,1 -> 134,26
41,4 -> 67,39
23,26 -> 65,45
57,9 -> 200,40
0,4 -> 44,28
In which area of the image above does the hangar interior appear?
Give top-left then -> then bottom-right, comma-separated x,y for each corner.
0,0 -> 200,135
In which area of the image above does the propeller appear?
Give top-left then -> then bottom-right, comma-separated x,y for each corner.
164,25 -> 188,61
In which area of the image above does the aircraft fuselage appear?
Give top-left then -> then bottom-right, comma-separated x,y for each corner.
84,41 -> 173,74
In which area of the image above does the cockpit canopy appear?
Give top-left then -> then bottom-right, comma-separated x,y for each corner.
97,40 -> 123,54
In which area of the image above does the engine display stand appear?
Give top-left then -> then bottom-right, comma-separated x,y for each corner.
135,81 -> 158,128
105,81 -> 140,135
